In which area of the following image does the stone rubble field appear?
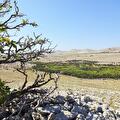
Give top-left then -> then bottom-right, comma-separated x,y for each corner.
0,88 -> 120,120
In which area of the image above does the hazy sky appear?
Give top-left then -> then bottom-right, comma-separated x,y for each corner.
19,0 -> 120,50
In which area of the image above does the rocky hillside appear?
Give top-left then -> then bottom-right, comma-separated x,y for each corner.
0,89 -> 120,120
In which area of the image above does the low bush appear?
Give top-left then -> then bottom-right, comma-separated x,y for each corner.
0,79 -> 10,105
33,61 -> 120,79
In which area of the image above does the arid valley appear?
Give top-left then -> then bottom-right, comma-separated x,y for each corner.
1,49 -> 120,114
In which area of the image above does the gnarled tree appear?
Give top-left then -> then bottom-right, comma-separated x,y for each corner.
0,0 -> 58,105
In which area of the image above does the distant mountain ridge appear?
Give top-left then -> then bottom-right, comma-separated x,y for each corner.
102,47 -> 120,53
55,47 -> 120,54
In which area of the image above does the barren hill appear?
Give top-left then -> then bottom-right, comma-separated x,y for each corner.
39,47 -> 120,64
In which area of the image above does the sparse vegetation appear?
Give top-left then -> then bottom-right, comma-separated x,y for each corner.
33,61 -> 120,79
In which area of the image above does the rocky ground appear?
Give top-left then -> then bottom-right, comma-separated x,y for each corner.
0,88 -> 120,120
1,50 -> 120,119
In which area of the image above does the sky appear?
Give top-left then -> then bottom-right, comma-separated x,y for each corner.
19,0 -> 120,50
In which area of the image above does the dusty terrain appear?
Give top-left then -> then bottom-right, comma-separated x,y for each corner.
1,69 -> 120,91
1,51 -> 120,111
40,51 -> 120,65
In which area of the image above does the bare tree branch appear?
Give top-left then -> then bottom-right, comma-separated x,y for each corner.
4,72 -> 59,105
0,0 -> 58,110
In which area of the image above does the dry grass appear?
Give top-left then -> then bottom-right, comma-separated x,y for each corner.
58,75 -> 120,91
0,69 -> 120,92
1,68 -> 120,109
1,52 -> 120,110
0,69 -> 36,89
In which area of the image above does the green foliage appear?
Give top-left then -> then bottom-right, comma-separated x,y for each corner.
0,79 -> 10,105
0,0 -> 54,106
33,61 -> 120,79
0,27 -> 6,33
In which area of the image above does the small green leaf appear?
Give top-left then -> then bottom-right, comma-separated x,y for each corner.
0,46 -> 4,53
22,19 -> 28,25
11,41 -> 17,48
